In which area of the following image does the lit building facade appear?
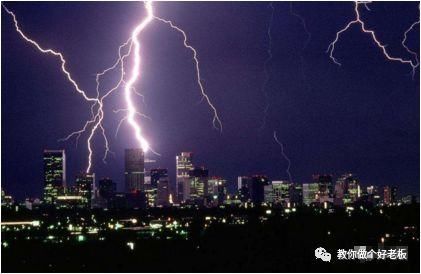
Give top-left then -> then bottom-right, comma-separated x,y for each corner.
43,149 -> 66,204
334,173 -> 360,205
157,177 -> 170,207
334,181 -> 345,206
391,187 -> 397,204
176,152 -> 194,203
272,180 -> 291,206
1,189 -> 14,208
149,168 -> 169,207
237,176 -> 252,203
207,177 -> 227,206
383,186 -> 391,205
314,174 -> 333,203
347,176 -> 360,203
302,183 -> 318,205
264,184 -> 274,204
125,149 -> 145,193
383,186 -> 397,205
75,173 -> 95,209
187,167 -> 208,205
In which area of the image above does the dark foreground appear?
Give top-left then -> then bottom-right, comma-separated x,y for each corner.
2,204 -> 420,272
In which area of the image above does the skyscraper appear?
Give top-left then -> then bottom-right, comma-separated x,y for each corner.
302,183 -> 319,206
148,168 -> 168,207
157,177 -> 170,207
313,174 -> 333,203
237,176 -> 252,203
391,187 -> 398,204
75,173 -> 95,209
176,152 -> 194,202
43,149 -> 66,204
336,173 -> 360,205
187,167 -> 209,205
264,183 -> 274,204
272,181 -> 291,205
125,149 -> 145,193
383,186 -> 397,205
207,177 -> 227,206
249,175 -> 269,205
176,152 -> 194,178
334,181 -> 345,206
366,185 -> 381,206
347,176 -> 360,203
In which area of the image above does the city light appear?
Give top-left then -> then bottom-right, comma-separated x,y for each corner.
127,242 -> 135,250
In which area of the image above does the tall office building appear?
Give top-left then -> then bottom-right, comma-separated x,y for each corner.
207,177 -> 227,206
147,168 -> 168,207
336,173 -> 360,205
347,176 -> 361,203
391,187 -> 397,204
271,180 -> 291,206
125,149 -> 145,193
383,186 -> 397,205
249,175 -> 269,205
366,185 -> 381,206
237,176 -> 252,203
314,174 -> 333,203
176,152 -> 194,202
75,173 -> 95,209
176,152 -> 194,177
383,186 -> 391,205
334,181 -> 345,206
186,167 -> 209,205
157,177 -> 170,207
43,150 -> 66,204
302,183 -> 319,206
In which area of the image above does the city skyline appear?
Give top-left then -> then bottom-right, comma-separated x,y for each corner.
1,146 -> 414,206
4,144 -> 418,201
2,2 -> 419,202
1,2 -> 419,272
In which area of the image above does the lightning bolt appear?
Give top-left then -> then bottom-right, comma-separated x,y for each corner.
2,4 -> 97,103
327,1 -> 419,75
80,1 -> 223,171
259,2 -> 275,131
401,4 -> 420,73
61,37 -> 134,173
273,131 -> 293,184
153,16 -> 222,132
114,108 -> 151,139
122,1 -> 154,154
289,1 -> 312,101
4,1 -> 222,174
289,2 -> 311,52
2,4 -> 111,173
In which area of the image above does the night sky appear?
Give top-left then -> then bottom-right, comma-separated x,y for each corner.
2,1 -> 419,201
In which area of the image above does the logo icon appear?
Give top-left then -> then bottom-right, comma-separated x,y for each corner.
315,247 -> 331,262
